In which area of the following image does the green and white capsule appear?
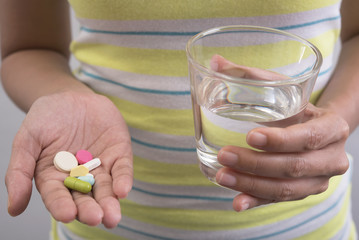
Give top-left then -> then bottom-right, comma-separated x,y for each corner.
64,176 -> 92,193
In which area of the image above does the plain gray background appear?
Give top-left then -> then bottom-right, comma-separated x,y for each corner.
1,11 -> 359,240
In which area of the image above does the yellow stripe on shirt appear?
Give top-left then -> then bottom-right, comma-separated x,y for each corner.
64,220 -> 128,240
104,94 -> 195,136
70,42 -> 188,77
133,155 -> 212,186
69,0 -> 340,20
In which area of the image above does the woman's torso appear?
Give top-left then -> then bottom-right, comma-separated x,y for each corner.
51,1 -> 356,239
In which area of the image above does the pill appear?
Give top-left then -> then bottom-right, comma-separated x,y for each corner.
53,151 -> 78,172
78,174 -> 95,186
83,158 -> 101,171
64,177 -> 92,193
76,150 -> 93,165
70,165 -> 89,177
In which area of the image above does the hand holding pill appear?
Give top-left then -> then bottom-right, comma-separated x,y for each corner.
53,150 -> 100,190
5,92 -> 134,228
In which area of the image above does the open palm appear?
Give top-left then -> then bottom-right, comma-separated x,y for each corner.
5,91 -> 133,228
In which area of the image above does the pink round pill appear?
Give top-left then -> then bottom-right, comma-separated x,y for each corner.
75,150 -> 93,165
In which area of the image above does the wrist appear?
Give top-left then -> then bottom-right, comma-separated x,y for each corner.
1,49 -> 93,112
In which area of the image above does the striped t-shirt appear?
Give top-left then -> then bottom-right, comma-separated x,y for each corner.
51,1 -> 357,239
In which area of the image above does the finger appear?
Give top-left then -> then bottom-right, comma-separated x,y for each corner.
92,170 -> 122,229
5,167 -> 33,217
111,146 -> 133,199
35,166 -> 77,223
210,54 -> 288,80
5,127 -> 41,216
210,54 -> 246,77
72,191 -> 104,226
216,168 -> 329,201
231,193 -> 273,212
90,140 -> 133,228
218,144 -> 349,178
40,179 -> 78,222
246,110 -> 349,152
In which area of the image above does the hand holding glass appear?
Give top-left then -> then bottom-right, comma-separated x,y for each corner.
186,26 -> 322,183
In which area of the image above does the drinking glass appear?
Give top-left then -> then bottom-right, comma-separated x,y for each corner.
186,25 -> 322,183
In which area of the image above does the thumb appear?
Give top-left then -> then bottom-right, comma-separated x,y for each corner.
5,126 -> 40,216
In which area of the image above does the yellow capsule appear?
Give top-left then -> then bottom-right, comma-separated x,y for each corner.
64,177 -> 92,193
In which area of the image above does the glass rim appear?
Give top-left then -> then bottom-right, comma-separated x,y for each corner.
186,25 -> 323,85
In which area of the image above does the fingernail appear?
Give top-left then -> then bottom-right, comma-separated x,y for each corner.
7,198 -> 12,215
210,59 -> 219,71
219,151 -> 238,166
248,131 -> 267,147
240,202 -> 249,211
217,172 -> 237,187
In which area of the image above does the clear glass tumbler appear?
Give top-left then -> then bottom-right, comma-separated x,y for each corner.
186,25 -> 322,183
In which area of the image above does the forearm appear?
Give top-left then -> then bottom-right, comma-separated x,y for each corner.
316,35 -> 359,133
1,49 -> 93,112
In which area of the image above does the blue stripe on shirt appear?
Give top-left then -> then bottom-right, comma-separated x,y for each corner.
80,16 -> 340,36
81,66 -> 330,97
132,186 -> 233,201
80,70 -> 191,95
131,137 -> 196,152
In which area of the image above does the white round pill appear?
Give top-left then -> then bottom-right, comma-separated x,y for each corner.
54,151 -> 78,172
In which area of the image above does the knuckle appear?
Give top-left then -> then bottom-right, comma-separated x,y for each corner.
338,118 -> 350,140
305,127 -> 324,150
335,155 -> 349,175
328,113 -> 349,140
316,180 -> 329,194
285,155 -> 307,178
249,155 -> 261,173
276,130 -> 289,149
276,183 -> 295,201
243,175 -> 257,194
